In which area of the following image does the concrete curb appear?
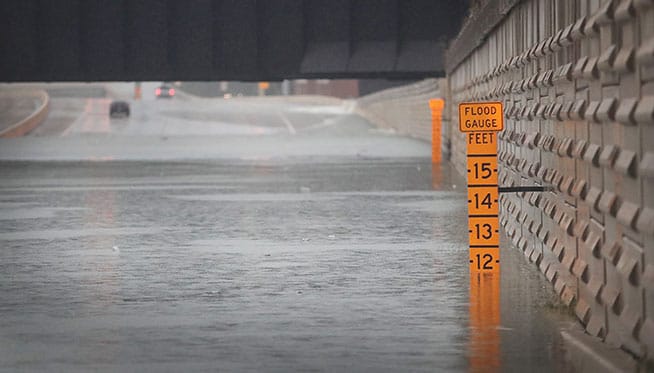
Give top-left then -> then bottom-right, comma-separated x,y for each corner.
354,79 -> 444,148
559,322 -> 643,372
0,90 -> 50,138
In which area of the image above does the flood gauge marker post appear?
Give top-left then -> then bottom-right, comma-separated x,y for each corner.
459,101 -> 504,371
459,102 -> 504,273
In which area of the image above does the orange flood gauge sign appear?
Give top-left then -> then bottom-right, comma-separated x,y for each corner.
461,101 -> 503,372
459,102 -> 503,133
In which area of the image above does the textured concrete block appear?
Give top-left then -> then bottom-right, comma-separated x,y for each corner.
582,57 -> 600,80
598,44 -> 618,72
562,251 -> 576,271
558,138 -> 574,157
601,241 -> 622,265
530,190 -> 542,206
634,96 -> 654,124
585,187 -> 602,210
530,249 -> 542,264
635,207 -> 654,235
572,258 -> 589,281
583,144 -> 601,166
571,16 -> 587,40
588,276 -> 604,301
571,179 -> 589,199
637,35 -> 654,66
573,140 -> 588,159
584,232 -> 603,258
616,244 -> 640,285
536,102 -> 548,118
616,201 -> 640,229
615,0 -> 637,22
545,265 -> 558,282
614,48 -> 636,73
617,306 -> 643,355
598,191 -> 620,216
644,264 -> 654,300
601,284 -> 621,311
528,161 -> 541,177
596,0 -> 615,25
560,176 -> 575,195
573,57 -> 589,80
596,98 -> 618,122
559,215 -> 574,235
551,103 -> 564,121
598,145 -> 619,168
583,13 -> 600,36
576,298 -> 592,323
614,149 -> 637,176
573,220 -> 590,240
615,98 -> 638,125
529,103 -> 540,119
552,173 -> 564,189
559,63 -> 574,82
553,240 -> 565,260
639,319 -> 654,359
585,101 -> 601,123
570,100 -> 587,120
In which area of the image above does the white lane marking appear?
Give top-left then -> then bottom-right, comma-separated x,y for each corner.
279,110 -> 297,135
303,118 -> 337,131
61,99 -> 92,137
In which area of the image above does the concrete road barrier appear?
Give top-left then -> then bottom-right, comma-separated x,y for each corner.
355,79 -> 449,158
0,90 -> 50,138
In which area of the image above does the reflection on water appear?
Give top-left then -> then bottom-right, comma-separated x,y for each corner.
469,272 -> 501,372
83,189 -> 120,310
432,163 -> 443,189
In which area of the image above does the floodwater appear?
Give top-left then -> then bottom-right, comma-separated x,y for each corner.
0,160 -> 569,372
0,85 -> 571,371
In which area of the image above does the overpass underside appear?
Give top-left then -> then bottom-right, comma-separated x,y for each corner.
0,0 -> 466,82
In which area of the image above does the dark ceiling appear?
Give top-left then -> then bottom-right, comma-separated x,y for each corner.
0,0 -> 468,82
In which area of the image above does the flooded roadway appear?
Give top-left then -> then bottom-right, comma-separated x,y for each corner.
0,85 -> 571,372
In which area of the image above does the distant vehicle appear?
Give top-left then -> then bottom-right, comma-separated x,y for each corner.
109,101 -> 130,118
155,84 -> 175,98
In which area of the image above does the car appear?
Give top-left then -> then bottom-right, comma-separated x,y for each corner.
155,84 -> 175,98
109,100 -> 130,118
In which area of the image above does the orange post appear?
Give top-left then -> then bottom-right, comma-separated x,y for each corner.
134,82 -> 142,100
428,98 -> 445,164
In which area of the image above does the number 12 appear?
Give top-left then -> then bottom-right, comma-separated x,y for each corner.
474,253 -> 494,270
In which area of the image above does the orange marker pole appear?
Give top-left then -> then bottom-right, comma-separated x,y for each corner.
134,82 -> 142,100
428,99 -> 445,164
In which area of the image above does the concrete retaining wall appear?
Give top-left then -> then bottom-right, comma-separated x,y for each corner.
356,79 -> 449,157
0,90 -> 49,138
446,0 -> 654,363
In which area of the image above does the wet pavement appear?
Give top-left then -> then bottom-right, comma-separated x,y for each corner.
0,85 -> 573,372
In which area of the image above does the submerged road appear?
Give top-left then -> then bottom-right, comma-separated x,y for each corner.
0,85 -> 570,372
